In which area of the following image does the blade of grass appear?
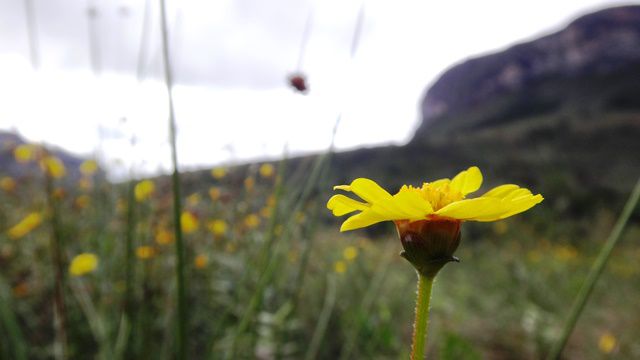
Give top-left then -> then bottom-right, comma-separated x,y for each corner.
0,275 -> 27,360
304,275 -> 337,360
158,0 -> 188,357
546,177 -> 640,359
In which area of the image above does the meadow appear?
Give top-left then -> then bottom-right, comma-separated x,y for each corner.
0,143 -> 638,359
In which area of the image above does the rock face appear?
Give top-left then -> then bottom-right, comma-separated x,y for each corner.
414,5 -> 640,138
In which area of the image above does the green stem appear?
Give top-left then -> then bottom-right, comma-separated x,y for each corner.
547,178 -> 640,359
411,274 -> 434,360
44,168 -> 67,360
158,0 -> 187,357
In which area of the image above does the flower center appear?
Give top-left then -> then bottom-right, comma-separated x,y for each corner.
418,182 -> 463,211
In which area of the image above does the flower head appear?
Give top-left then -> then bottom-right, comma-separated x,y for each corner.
134,180 -> 155,202
327,167 -> 543,276
327,167 -> 542,231
8,212 -> 43,240
69,253 -> 99,276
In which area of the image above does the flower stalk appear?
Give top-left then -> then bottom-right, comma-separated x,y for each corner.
411,274 -> 434,360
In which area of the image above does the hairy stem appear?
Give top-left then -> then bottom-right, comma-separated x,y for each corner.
411,274 -> 434,360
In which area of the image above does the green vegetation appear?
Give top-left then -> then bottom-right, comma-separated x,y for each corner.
0,143 -> 638,358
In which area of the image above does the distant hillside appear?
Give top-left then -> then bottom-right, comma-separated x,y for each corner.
413,5 -> 640,138
0,131 -> 90,180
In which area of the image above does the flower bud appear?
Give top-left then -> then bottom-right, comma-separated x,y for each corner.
395,218 -> 461,278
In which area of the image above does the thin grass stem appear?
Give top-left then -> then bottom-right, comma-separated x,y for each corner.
546,177 -> 640,359
157,0 -> 187,357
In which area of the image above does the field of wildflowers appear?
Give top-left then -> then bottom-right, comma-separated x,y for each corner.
0,141 -> 639,359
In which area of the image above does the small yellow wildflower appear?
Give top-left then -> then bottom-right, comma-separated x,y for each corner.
244,214 -> 260,229
343,246 -> 358,261
136,246 -> 156,260
207,219 -> 227,236
260,206 -> 272,218
186,193 -> 201,207
134,180 -> 155,202
69,253 -> 99,276
79,160 -> 98,176
598,331 -> 617,354
0,177 -> 16,192
75,195 -> 91,209
267,195 -> 277,207
8,212 -> 42,239
181,211 -> 199,234
328,166 -> 543,276
334,260 -> 347,274
208,186 -> 221,201
259,163 -> 275,178
155,228 -> 174,245
194,254 -> 208,269
244,177 -> 255,192
14,144 -> 37,163
211,167 -> 226,179
41,156 -> 66,178
553,244 -> 578,262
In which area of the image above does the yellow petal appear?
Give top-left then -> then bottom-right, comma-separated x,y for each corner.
392,186 -> 433,219
482,184 -> 519,198
496,194 -> 544,220
347,178 -> 393,203
333,184 -> 351,191
327,194 -> 369,216
435,197 -> 503,220
340,210 -> 387,231
428,178 -> 450,189
450,166 -> 483,196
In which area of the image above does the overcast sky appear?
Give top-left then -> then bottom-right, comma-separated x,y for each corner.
0,0 -> 632,178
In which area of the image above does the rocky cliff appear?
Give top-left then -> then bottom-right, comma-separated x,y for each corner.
413,5 -> 640,139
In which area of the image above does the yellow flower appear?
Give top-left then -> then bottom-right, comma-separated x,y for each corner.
194,254 -> 208,269
343,246 -> 358,261
134,180 -> 155,202
186,193 -> 201,207
69,253 -> 99,276
14,144 -> 38,163
334,260 -> 347,274
328,166 -> 542,231
136,246 -> 156,260
155,228 -> 174,245
8,212 -> 42,239
260,206 -> 272,218
244,177 -> 255,192
207,219 -> 227,236
259,163 -> 275,178
211,167 -> 226,179
181,211 -> 199,234
598,331 -> 616,354
244,214 -> 260,229
208,186 -> 221,201
0,177 -> 16,192
75,195 -> 91,209
41,156 -> 66,178
79,160 -> 98,176
327,166 -> 542,276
